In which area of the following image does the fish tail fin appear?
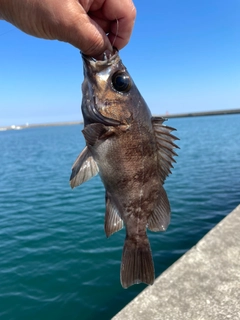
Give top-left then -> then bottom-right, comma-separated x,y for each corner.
120,235 -> 155,289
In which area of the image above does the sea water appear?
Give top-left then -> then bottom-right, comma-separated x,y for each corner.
0,114 -> 239,320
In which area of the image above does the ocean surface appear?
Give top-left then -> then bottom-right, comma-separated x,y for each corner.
0,114 -> 239,320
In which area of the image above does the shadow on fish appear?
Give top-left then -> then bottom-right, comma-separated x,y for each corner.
70,49 -> 179,289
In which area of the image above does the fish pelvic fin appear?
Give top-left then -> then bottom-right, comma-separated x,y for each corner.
105,192 -> 123,238
120,235 -> 155,289
147,186 -> 171,232
70,146 -> 99,188
152,117 -> 179,183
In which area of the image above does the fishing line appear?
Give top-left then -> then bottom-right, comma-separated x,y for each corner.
111,18 -> 119,49
0,28 -> 15,37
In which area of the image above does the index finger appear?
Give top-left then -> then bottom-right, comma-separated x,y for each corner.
102,0 -> 137,49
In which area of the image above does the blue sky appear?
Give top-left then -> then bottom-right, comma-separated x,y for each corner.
0,0 -> 239,126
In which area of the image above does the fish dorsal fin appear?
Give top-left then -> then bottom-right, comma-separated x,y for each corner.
152,117 -> 179,183
105,192 -> 123,238
82,123 -> 107,146
70,146 -> 99,188
147,186 -> 171,232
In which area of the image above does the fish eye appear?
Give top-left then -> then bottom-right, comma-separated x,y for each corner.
112,72 -> 132,93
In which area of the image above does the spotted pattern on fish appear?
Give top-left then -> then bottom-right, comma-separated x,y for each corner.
70,50 -> 179,288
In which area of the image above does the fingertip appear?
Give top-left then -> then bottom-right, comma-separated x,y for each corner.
64,10 -> 112,57
129,1 -> 137,22
106,0 -> 137,50
79,26 -> 112,57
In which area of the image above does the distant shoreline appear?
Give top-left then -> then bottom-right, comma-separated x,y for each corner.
1,108 -> 239,131
0,121 -> 83,131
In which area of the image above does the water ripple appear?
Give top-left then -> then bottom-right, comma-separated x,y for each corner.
0,116 -> 240,319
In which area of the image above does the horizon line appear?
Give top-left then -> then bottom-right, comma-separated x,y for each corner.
1,108 -> 239,131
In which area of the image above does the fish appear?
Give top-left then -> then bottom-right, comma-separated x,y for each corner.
70,49 -> 179,289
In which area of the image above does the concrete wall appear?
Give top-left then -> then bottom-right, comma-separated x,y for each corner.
113,204 -> 240,320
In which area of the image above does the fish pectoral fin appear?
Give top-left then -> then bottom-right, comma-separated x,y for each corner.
147,186 -> 171,232
70,146 -> 99,188
152,117 -> 179,183
83,123 -> 118,146
105,193 -> 123,238
82,123 -> 109,146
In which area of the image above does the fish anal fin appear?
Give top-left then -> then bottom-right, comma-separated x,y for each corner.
105,193 -> 123,237
152,117 -> 179,183
70,146 -> 99,188
120,235 -> 155,289
147,186 -> 171,232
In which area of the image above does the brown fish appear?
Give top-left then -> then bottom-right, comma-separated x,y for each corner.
70,50 -> 178,288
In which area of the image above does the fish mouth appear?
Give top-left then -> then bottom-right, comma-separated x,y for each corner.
81,48 -> 119,65
85,97 -> 121,126
81,48 -> 121,73
81,48 -> 122,126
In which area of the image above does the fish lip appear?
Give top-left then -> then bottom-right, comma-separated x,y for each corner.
90,98 -> 121,126
81,48 -> 119,65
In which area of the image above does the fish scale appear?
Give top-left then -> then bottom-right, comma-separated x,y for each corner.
70,49 -> 179,288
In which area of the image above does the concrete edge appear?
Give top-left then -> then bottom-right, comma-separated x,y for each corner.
113,204 -> 240,320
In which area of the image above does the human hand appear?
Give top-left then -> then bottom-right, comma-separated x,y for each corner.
0,0 -> 136,57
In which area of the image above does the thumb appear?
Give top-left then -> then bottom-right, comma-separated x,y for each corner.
55,10 -> 112,57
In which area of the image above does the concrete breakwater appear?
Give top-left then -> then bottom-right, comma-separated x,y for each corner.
113,204 -> 240,320
157,108 -> 240,118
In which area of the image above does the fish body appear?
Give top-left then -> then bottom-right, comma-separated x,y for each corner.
70,50 -> 178,288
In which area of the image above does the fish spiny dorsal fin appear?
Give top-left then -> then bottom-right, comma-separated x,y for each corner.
152,117 -> 179,183
105,192 -> 123,238
70,146 -> 99,188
